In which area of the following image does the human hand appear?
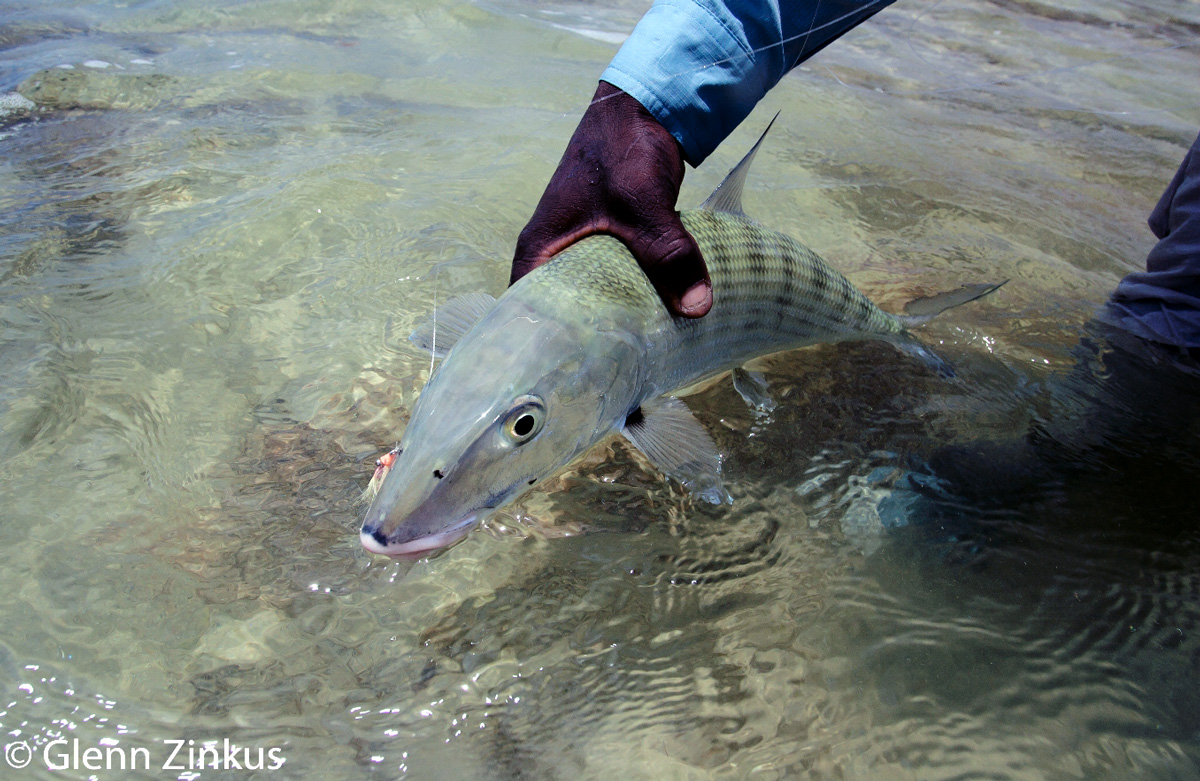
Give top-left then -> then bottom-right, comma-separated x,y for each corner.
510,81 -> 712,317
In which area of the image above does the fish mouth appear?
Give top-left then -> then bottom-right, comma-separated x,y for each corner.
359,513 -> 480,559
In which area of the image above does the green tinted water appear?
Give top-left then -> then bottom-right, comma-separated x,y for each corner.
1,0 -> 1199,777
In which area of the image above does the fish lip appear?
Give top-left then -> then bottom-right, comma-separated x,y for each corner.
359,512 -> 481,559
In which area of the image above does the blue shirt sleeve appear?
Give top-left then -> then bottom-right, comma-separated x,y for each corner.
601,0 -> 897,164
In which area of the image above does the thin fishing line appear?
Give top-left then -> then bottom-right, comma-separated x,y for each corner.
454,2 -> 1197,188
894,35 -> 1200,120
900,0 -> 971,91
586,0 -> 895,87
796,0 -> 824,69
576,0 -> 1200,120
429,278 -> 438,378
808,48 -> 1200,119
1041,99 -> 1200,118
892,39 -> 1200,98
892,0 -> 1200,109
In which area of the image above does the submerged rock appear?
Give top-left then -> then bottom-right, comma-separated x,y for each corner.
18,64 -> 176,111
0,91 -> 36,118
0,17 -> 89,50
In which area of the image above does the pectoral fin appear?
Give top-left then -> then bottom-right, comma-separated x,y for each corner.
409,291 -> 497,358
890,280 -> 1008,378
622,397 -> 730,505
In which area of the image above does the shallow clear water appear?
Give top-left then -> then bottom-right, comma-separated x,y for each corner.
1,0 -> 1199,778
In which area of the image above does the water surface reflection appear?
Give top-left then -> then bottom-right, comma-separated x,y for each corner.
1,0 -> 1198,777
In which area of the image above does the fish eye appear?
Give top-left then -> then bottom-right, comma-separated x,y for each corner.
503,396 -> 545,445
513,414 -> 536,437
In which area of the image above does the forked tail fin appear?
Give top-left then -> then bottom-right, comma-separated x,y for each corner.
897,281 -> 1007,328
891,280 -> 1007,378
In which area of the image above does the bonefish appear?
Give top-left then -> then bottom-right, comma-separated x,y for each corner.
360,121 -> 1002,557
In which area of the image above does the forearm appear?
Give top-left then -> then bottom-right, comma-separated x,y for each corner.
602,0 -> 898,164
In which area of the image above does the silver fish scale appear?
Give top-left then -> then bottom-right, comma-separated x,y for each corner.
526,208 -> 906,394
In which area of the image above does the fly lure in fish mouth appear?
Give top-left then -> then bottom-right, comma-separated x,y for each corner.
358,118 -> 1005,559
361,446 -> 402,504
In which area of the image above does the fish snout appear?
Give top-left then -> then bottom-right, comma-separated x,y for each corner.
359,526 -> 431,559
359,511 -> 480,558
360,526 -> 393,555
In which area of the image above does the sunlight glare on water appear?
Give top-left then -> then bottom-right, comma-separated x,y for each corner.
1,0 -> 1198,777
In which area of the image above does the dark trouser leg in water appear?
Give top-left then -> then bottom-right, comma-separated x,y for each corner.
914,131 -> 1200,511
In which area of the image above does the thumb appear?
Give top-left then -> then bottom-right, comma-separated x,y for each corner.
510,220 -> 601,287
623,213 -> 712,318
510,222 -> 557,286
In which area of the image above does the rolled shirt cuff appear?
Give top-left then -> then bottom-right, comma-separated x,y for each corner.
601,0 -> 898,165
601,0 -> 771,165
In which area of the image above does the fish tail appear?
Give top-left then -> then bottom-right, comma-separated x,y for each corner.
888,281 -> 1007,377
897,281 -> 1007,328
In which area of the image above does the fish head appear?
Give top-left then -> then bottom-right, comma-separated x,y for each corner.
360,300 -> 641,557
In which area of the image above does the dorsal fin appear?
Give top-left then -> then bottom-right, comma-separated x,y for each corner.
408,291 -> 497,359
700,112 -> 779,216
